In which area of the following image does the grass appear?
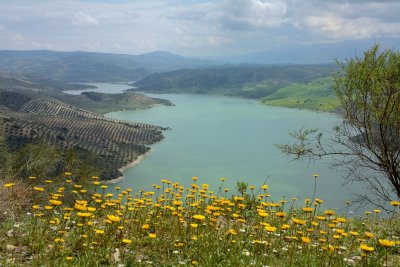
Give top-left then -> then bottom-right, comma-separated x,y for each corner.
262,78 -> 340,112
1,174 -> 399,266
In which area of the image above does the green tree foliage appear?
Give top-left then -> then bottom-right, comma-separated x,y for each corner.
0,128 -> 13,178
11,142 -> 62,180
63,148 -> 99,180
278,45 -> 400,208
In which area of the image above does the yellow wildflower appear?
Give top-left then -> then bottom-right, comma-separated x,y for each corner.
364,232 -> 374,238
390,201 -> 400,206
33,187 -> 45,192
226,229 -> 237,235
77,212 -> 92,217
360,244 -> 375,252
378,239 -> 395,247
265,226 -> 277,232
276,212 -> 286,217
261,184 -> 269,190
106,214 -> 121,223
49,199 -> 62,206
122,239 -> 132,244
3,183 -> 15,188
74,203 -> 87,211
324,210 -> 336,216
301,236 -> 311,244
292,218 -> 306,225
302,207 -> 314,213
193,214 -> 205,220
148,233 -> 157,239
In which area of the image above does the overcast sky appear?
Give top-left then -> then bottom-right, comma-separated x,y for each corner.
0,0 -> 399,56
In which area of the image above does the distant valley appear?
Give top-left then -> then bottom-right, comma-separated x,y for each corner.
0,48 -> 342,180
0,49 -> 340,112
133,64 -> 338,112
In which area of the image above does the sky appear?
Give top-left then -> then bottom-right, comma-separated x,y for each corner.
0,0 -> 399,57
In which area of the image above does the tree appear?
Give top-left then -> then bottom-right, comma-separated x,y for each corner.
0,129 -> 13,178
278,45 -> 400,209
12,142 -> 62,179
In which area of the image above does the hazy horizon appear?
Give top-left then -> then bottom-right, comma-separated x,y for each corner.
0,0 -> 399,58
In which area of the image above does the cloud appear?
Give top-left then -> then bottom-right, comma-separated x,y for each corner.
212,0 -> 289,31
72,12 -> 100,26
303,14 -> 400,41
0,0 -> 398,56
294,1 -> 400,42
0,26 -> 54,50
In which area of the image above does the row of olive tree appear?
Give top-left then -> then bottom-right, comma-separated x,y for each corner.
0,129 -> 99,181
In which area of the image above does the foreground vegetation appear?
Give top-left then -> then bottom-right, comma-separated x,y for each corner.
1,175 -> 399,266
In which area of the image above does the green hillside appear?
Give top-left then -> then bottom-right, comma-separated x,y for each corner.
0,74 -> 171,180
0,50 -> 341,112
133,64 -> 340,111
262,77 -> 340,112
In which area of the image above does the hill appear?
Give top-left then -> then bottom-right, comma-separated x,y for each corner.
262,77 -> 340,112
0,74 -> 172,180
0,50 -> 214,82
0,50 -> 341,112
134,64 -> 335,100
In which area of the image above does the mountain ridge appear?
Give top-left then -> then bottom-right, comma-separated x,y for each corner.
0,50 -> 215,82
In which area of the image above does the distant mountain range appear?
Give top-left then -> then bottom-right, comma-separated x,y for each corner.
204,38 -> 400,64
0,39 -> 397,82
0,50 -> 214,82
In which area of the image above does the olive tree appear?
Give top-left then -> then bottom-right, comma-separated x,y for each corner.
278,45 -> 400,208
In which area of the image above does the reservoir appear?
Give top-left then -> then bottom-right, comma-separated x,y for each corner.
67,83 -> 361,212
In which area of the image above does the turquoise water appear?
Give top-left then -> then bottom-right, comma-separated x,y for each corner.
106,94 -> 362,211
63,82 -> 134,95
65,83 -> 361,211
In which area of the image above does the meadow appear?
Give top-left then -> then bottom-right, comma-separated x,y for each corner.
262,78 -> 340,112
1,173 -> 399,266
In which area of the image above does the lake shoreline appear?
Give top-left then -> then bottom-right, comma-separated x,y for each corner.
103,150 -> 152,184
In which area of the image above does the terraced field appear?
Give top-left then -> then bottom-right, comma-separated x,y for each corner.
0,76 -> 170,180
